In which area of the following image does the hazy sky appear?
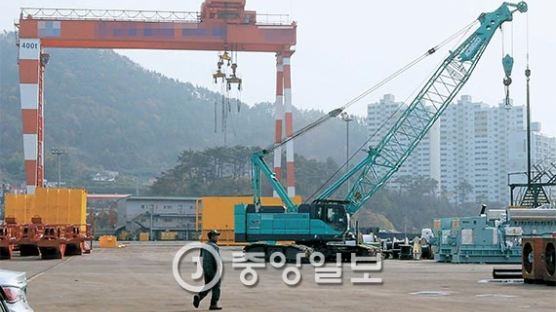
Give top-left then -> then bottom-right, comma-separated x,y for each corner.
2,0 -> 555,135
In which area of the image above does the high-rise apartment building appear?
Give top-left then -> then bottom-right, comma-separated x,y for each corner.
439,95 -> 525,203
367,94 -> 440,186
367,94 -> 556,204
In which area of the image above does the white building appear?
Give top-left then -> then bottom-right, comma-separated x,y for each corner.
367,94 -> 441,187
440,95 -> 556,204
439,95 -> 525,203
368,94 -> 556,204
116,196 -> 199,240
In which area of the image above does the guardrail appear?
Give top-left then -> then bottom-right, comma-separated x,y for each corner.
20,8 -> 293,26
256,13 -> 292,26
21,8 -> 200,23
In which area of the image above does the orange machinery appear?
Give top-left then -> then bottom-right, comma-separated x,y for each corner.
522,235 -> 556,285
0,219 -> 20,260
3,188 -> 92,260
38,224 -> 92,260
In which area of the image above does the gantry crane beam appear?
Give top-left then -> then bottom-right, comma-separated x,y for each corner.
17,10 -> 296,52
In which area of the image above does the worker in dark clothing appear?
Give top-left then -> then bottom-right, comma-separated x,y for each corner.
193,229 -> 222,310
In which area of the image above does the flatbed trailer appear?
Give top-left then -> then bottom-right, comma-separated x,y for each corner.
0,224 -> 19,260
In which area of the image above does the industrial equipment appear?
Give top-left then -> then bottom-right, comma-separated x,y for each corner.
522,236 -> 556,285
508,163 -> 556,208
513,208 -> 556,283
38,225 -> 68,260
543,237 -> 556,285
492,267 -> 522,279
226,62 -> 242,91
235,2 -> 529,260
399,244 -> 414,260
0,223 -> 18,260
433,209 -> 521,263
2,188 -> 93,260
508,208 -> 556,235
17,218 -> 43,257
212,54 -> 227,83
213,48 -> 243,139
432,207 -> 556,264
502,54 -> 514,109
36,224 -> 92,259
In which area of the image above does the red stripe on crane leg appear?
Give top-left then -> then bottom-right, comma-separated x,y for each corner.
283,66 -> 291,89
21,109 -> 38,133
275,120 -> 283,143
287,162 -> 295,187
273,54 -> 285,191
18,60 -> 40,83
274,167 -> 282,182
285,112 -> 293,137
24,160 -> 37,186
276,71 -> 284,96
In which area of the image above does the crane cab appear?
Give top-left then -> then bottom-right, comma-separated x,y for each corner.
234,201 -> 348,243
298,201 -> 349,234
235,200 -> 376,261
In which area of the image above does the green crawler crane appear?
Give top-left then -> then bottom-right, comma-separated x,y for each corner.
234,2 -> 528,260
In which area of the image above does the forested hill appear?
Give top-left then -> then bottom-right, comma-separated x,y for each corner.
0,32 -> 367,184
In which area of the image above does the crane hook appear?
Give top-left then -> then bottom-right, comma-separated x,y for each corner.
502,54 -> 514,110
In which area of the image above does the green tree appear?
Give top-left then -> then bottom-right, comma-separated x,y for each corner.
457,179 -> 473,205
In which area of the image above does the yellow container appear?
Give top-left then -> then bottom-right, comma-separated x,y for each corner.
35,187 -> 87,225
4,188 -> 86,227
4,193 -> 34,224
99,235 -> 118,248
160,231 -> 177,240
199,196 -> 302,245
139,232 -> 150,241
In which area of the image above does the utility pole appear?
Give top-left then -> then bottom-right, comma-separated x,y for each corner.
525,66 -> 532,186
150,205 -> 154,241
51,148 -> 65,187
341,112 -> 354,190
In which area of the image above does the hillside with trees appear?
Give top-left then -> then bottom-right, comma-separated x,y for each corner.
0,32 -> 367,187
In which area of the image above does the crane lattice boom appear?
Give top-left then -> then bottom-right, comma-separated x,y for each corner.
317,1 -> 528,214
